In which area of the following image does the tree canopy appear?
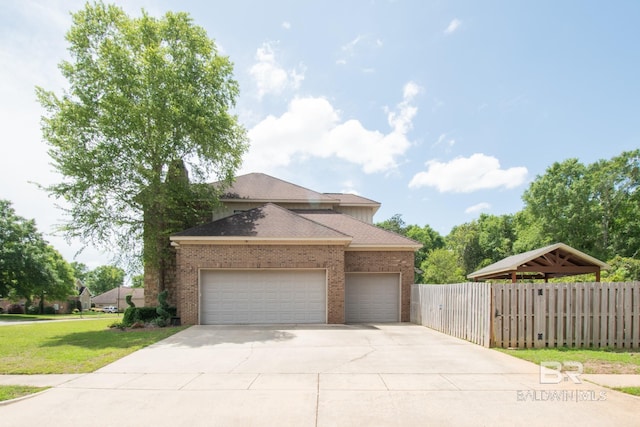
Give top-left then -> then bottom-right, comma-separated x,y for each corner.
37,1 -> 248,271
0,200 -> 75,307
84,265 -> 125,295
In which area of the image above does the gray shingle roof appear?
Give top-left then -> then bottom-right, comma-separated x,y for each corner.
172,203 -> 351,240
323,193 -> 380,206
296,210 -> 421,248
92,287 -> 144,304
218,173 -> 337,203
171,205 -> 420,249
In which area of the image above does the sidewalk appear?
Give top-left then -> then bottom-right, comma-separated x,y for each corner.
3,373 -> 639,389
0,374 -> 84,387
583,374 -> 640,388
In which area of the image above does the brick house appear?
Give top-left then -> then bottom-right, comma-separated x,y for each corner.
163,173 -> 420,325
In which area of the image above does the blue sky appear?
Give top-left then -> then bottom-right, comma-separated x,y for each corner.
1,0 -> 639,270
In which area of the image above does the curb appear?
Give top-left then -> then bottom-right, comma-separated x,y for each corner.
0,388 -> 51,407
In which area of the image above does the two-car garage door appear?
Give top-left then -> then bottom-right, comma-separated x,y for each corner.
200,270 -> 400,324
200,270 -> 326,324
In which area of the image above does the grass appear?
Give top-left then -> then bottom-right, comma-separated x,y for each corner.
614,387 -> 640,396
0,319 -> 186,374
497,347 -> 640,374
0,312 -> 119,321
0,385 -> 49,402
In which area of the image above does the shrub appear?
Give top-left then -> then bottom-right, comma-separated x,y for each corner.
8,304 -> 24,314
27,306 -> 39,314
121,305 -> 177,327
72,308 -> 80,314
43,306 -> 56,315
155,290 -> 171,327
122,307 -> 138,326
125,294 -> 135,308
109,321 -> 126,330
0,306 -> 3,314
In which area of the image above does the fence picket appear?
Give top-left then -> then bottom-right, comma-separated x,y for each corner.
411,282 -> 640,350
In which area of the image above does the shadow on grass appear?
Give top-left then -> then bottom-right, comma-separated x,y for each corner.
0,315 -> 48,322
39,327 -> 187,350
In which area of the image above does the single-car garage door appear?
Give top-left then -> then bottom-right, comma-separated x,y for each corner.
345,273 -> 400,323
200,269 -> 326,324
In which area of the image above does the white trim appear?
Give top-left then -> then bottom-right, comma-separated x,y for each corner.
172,236 -> 352,246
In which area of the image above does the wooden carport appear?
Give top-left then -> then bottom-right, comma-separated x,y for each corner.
467,242 -> 609,283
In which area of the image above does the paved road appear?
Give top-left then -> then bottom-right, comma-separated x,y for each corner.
0,324 -> 638,426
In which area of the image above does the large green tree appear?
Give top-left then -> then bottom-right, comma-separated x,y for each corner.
37,2 -> 248,288
0,200 -> 75,308
84,265 -> 125,295
521,150 -> 640,260
420,248 -> 465,284
376,214 -> 445,280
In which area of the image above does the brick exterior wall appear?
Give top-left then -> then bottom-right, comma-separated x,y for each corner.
345,251 -> 415,322
174,244 -> 346,324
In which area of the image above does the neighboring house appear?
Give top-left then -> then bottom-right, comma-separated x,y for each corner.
163,173 -> 421,325
77,285 -> 92,311
1,282 -> 91,313
92,287 -> 145,311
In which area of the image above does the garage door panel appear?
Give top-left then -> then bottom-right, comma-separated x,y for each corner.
345,273 -> 399,323
201,270 -> 326,324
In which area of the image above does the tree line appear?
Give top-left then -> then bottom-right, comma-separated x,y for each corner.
0,200 -> 140,312
377,150 -> 640,284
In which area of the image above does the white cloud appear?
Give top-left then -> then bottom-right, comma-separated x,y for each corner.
432,133 -> 455,148
282,21 -> 291,29
242,82 -> 421,174
249,42 -> 305,99
342,34 -> 364,52
465,202 -> 491,214
408,153 -> 528,193
444,18 -> 462,35
338,33 -> 383,65
340,180 -> 360,195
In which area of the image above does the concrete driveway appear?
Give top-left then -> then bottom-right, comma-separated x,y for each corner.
1,324 -> 638,426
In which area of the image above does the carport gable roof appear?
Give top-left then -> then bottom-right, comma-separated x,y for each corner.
170,203 -> 352,245
296,210 -> 422,251
467,242 -> 610,281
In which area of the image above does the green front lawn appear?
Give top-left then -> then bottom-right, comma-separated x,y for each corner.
0,385 -> 49,401
497,347 -> 640,374
614,387 -> 640,396
0,312 -> 119,322
0,319 -> 186,374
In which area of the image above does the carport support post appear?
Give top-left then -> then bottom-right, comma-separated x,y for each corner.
511,272 -> 517,283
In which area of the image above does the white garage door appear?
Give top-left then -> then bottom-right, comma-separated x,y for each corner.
345,273 -> 400,323
200,270 -> 326,324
